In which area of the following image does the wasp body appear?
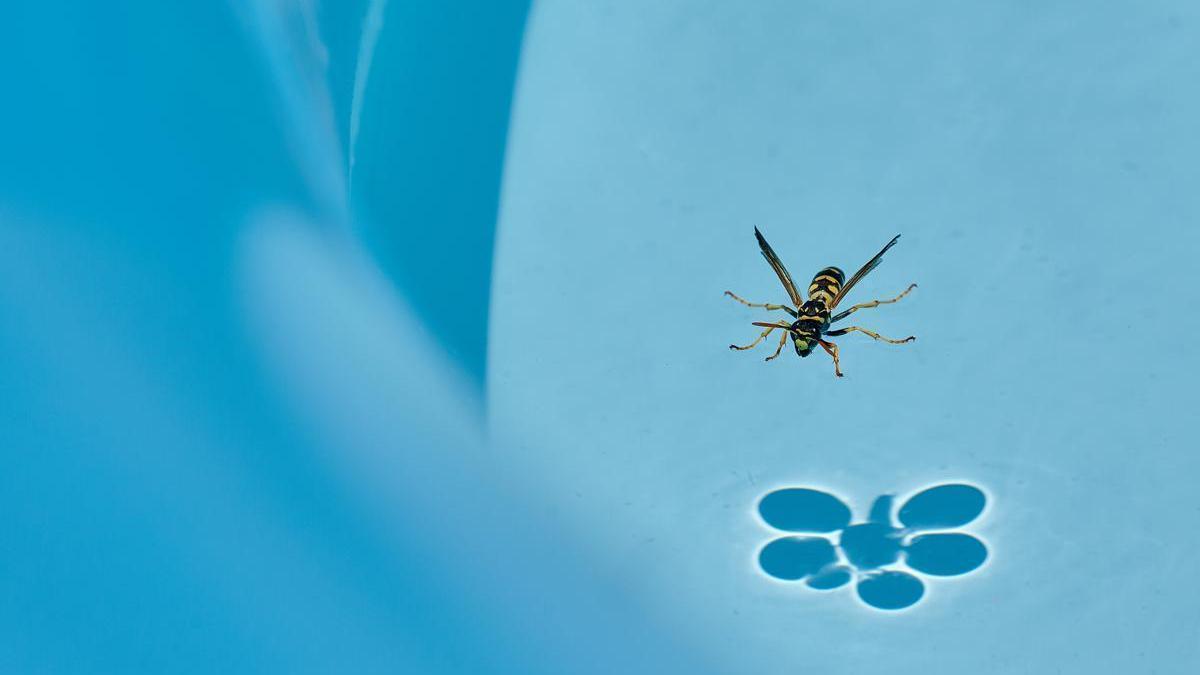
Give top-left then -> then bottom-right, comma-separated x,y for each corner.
726,228 -> 916,377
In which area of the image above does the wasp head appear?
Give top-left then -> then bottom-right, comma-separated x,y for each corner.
791,330 -> 817,357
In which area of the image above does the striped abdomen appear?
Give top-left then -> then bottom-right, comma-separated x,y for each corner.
807,266 -> 845,307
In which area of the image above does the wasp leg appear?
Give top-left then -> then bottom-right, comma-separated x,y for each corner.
729,324 -> 777,351
818,339 -> 843,377
830,284 -> 917,324
825,326 -> 915,344
765,330 -> 789,361
724,291 -> 798,317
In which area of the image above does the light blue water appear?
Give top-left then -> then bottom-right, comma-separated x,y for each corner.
2,1 -> 1199,673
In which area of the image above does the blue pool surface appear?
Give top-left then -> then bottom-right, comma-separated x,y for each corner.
3,1 -> 1199,673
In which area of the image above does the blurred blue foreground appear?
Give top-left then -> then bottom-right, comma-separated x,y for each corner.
0,2 -> 717,672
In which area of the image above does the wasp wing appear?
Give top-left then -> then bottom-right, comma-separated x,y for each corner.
754,227 -> 805,307
830,234 -> 901,309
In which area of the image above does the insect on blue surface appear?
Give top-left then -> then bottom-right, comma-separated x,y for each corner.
727,228 -> 917,376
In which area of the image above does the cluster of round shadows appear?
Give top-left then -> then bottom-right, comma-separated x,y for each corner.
756,484 -> 988,610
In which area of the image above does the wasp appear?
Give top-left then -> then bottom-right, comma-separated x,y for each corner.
726,228 -> 916,377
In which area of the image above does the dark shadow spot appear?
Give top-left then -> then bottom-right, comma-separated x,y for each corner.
856,571 -> 924,610
904,533 -> 988,576
839,522 -> 902,570
755,483 -> 991,611
758,537 -> 836,581
758,488 -> 852,533
898,484 -> 986,530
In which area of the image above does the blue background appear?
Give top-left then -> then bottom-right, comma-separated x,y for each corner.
2,1 -> 1198,673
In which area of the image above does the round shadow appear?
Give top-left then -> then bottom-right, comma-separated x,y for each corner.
905,533 -> 988,576
758,536 -> 837,581
856,571 -> 925,610
898,484 -> 986,530
758,488 -> 852,533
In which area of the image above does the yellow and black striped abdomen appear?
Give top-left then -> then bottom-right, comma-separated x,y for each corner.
807,266 -> 845,306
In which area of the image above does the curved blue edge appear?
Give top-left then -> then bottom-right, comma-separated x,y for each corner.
349,0 -> 532,387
